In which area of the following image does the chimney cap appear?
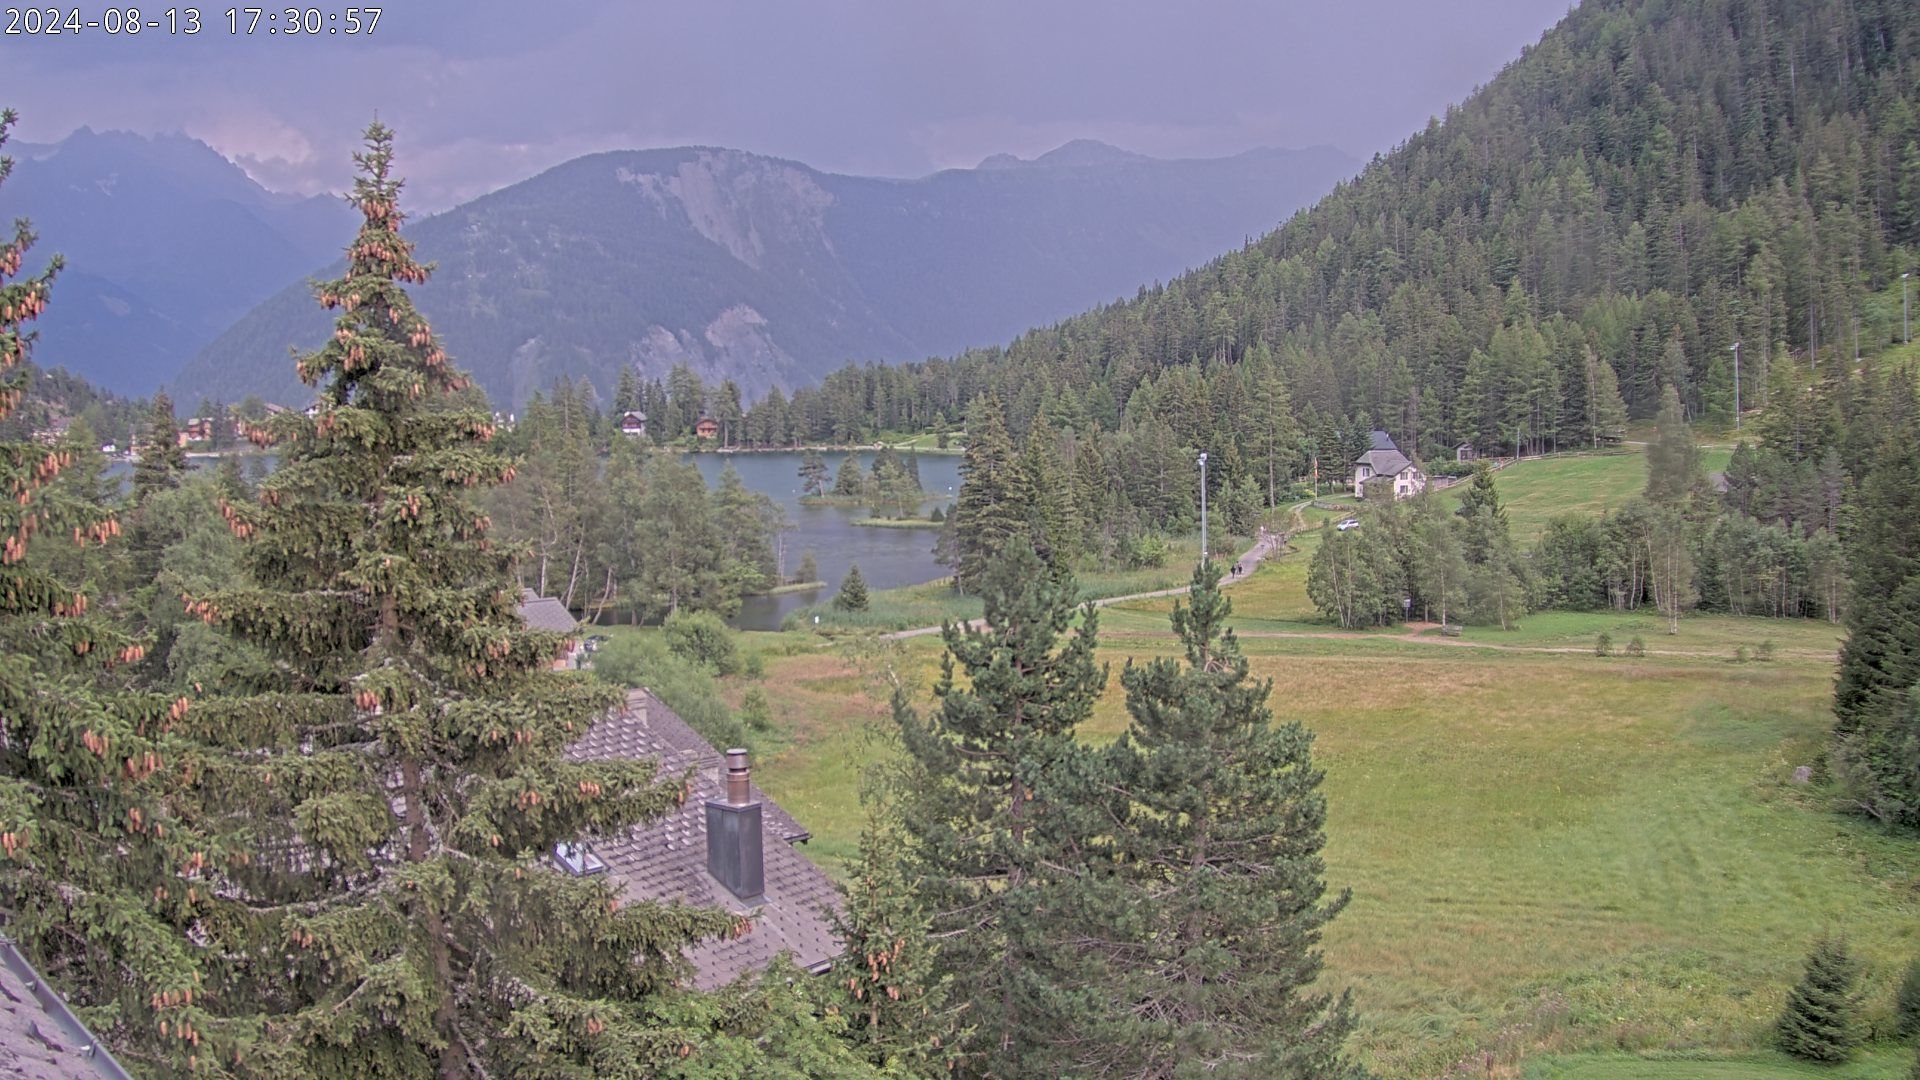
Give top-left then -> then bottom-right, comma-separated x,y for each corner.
724,748 -> 752,806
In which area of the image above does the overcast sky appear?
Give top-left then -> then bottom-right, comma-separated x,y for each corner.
9,0 -> 1572,210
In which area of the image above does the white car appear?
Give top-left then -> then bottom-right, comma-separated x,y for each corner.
1336,518 -> 1361,532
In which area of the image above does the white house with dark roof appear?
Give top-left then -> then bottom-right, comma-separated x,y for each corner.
562,690 -> 841,988
1353,429 -> 1427,500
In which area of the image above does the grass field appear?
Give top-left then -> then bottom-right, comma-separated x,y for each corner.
1524,1050 -> 1913,1079
1441,446 -> 1732,544
729,446 -> 1920,1077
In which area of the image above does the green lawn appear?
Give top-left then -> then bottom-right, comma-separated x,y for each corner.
1525,1050 -> 1913,1079
750,597 -> 1920,1076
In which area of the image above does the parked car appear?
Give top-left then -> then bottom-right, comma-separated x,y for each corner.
1337,518 -> 1361,531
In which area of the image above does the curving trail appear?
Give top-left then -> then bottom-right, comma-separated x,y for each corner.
877,499 -> 1309,641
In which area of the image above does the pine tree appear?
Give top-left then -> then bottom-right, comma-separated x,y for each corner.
0,108 -> 213,1075
128,391 -> 192,586
834,563 -> 870,612
799,449 -> 830,497
181,123 -> 777,1077
132,390 -> 188,501
1457,463 -> 1526,628
947,398 -> 1026,593
833,455 -> 868,498
1775,936 -> 1865,1063
1066,560 -> 1358,1077
797,549 -> 821,586
1645,383 -> 1703,507
1835,425 -> 1920,735
890,539 -> 1105,1072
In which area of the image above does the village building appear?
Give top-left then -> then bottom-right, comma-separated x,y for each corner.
179,417 -> 214,445
694,416 -> 720,440
516,588 -> 586,669
1353,429 -> 1428,500
619,410 -> 648,438
563,690 -> 841,988
1454,441 -> 1478,462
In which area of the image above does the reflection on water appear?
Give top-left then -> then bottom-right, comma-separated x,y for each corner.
682,451 -> 960,630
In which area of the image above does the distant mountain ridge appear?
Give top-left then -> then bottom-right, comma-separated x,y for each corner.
171,140 -> 1358,408
9,127 -> 355,394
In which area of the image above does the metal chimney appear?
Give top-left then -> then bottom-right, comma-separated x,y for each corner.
706,748 -> 764,904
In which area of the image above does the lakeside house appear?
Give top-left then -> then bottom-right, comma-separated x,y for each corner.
694,416 -> 720,440
619,410 -> 648,438
1353,429 -> 1428,500
516,588 -> 586,669
563,690 -> 841,988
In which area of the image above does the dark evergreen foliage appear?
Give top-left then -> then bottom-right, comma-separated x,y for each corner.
1775,936 -> 1865,1063
1065,561 -> 1359,1077
890,540 -> 1105,1073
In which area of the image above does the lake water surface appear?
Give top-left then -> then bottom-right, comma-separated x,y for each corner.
683,451 -> 960,630
111,449 -> 957,632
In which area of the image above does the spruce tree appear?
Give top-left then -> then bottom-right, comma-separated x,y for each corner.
946,397 -> 1025,593
890,539 -> 1105,1072
1775,936 -> 1865,1063
133,390 -> 188,501
829,815 -> 962,1072
833,455 -> 868,498
1645,383 -> 1703,507
834,563 -> 870,612
1069,560 -> 1358,1077
128,390 -> 192,587
0,108 -> 213,1074
181,123 -> 779,1077
797,549 -> 821,586
1835,425 -> 1920,735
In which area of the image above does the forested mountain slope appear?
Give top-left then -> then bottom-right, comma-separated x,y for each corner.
801,0 -> 1916,470
174,142 -> 1356,408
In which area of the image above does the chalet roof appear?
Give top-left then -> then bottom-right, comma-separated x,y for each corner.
620,411 -> 647,424
1367,429 -> 1398,451
1356,448 -> 1416,476
0,937 -> 132,1079
566,691 -> 838,989
516,589 -> 578,634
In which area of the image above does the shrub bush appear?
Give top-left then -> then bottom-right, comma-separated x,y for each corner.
663,610 -> 740,675
592,634 -> 748,751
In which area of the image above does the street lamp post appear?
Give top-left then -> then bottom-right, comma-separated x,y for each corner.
1198,452 -> 1209,566
1729,342 -> 1740,431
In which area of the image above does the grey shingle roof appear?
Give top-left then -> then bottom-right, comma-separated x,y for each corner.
516,589 -> 578,634
1368,429 -> 1398,451
566,690 -> 840,989
1357,448 -> 1415,476
0,939 -> 131,1079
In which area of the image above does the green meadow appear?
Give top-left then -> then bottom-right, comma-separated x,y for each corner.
724,446 -> 1919,1076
